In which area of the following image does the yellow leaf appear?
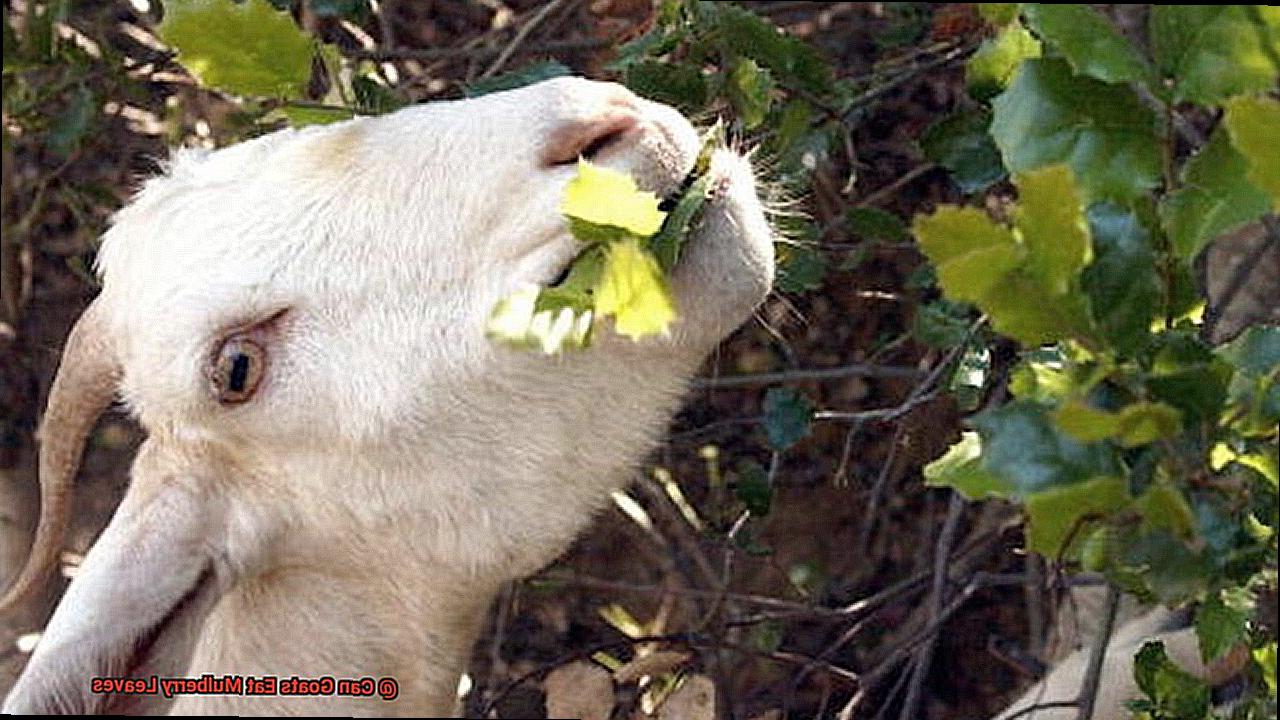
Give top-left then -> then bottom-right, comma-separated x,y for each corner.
560,160 -> 667,237
595,239 -> 676,339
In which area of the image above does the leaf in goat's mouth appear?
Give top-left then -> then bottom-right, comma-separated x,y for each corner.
488,132 -> 719,354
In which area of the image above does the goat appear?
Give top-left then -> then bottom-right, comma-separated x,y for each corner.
1,77 -> 775,715
994,589 -> 1240,720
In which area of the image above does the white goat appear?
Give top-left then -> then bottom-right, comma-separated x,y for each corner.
1,77 -> 774,715
995,593 -> 1236,720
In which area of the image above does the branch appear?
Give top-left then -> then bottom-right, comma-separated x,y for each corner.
1201,215 -> 1279,343
897,492 -> 966,720
344,37 -> 611,63
1075,584 -> 1121,720
693,363 -> 923,390
1004,701 -> 1082,720
479,0 -> 565,79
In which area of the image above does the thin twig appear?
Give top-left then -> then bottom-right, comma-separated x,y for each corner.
814,390 -> 940,424
853,162 -> 937,210
480,0 -> 566,79
1202,215 -> 1278,343
345,37 -> 611,62
897,492 -> 966,720
1075,584 -> 1121,720
542,572 -> 842,617
692,363 -> 923,390
819,317 -> 983,423
856,422 -> 906,553
1004,701 -> 1082,720
1025,553 -> 1047,660
841,41 -> 976,125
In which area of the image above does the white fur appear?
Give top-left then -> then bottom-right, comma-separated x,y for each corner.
4,77 -> 774,715
994,590 -> 1211,720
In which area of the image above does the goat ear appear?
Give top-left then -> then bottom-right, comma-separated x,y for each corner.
3,449 -> 225,715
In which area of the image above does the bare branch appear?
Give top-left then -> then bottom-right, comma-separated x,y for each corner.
1075,584 -> 1121,720
897,492 -> 967,720
344,37 -> 611,63
480,0 -> 566,79
692,363 -> 923,390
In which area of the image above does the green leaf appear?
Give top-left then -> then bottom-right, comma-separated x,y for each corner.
1012,165 -> 1090,296
1025,475 -> 1130,557
967,21 -> 1042,100
1124,531 -> 1216,603
650,173 -> 711,272
769,99 -> 816,175
1161,128 -> 1270,260
775,243 -> 826,293
1080,525 -> 1119,572
1052,399 -> 1122,443
595,238 -> 676,340
924,432 -> 1015,500
624,60 -> 707,113
278,103 -> 354,127
913,195 -> 1094,347
726,58 -> 773,131
561,160 -> 666,238
159,0 -> 317,98
465,60 -> 570,97
351,75 -> 406,114
1133,641 -> 1212,718
762,387 -> 812,451
1196,587 -> 1254,663
735,459 -> 772,516
912,206 -> 1024,304
47,85 -> 95,157
23,0 -> 67,63
1150,5 -> 1280,106
919,108 -> 1007,194
1010,359 -> 1074,403
1136,482 -> 1196,537
1114,402 -> 1183,447
1054,398 -> 1183,449
709,3 -> 834,97
913,299 -> 973,349
990,58 -> 1162,204
1220,325 -> 1280,379
1081,204 -> 1160,355
846,207 -> 907,242
1022,4 -> 1154,85
978,3 -> 1019,28
1,9 -> 17,73
1223,95 -> 1280,212
1254,643 -> 1277,694
982,271 -> 1093,346
972,400 -> 1120,495
1148,332 -> 1233,425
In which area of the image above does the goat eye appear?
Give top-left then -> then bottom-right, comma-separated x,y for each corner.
211,337 -> 266,404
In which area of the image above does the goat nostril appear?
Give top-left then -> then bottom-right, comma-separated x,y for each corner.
541,113 -> 640,167
578,128 -> 627,162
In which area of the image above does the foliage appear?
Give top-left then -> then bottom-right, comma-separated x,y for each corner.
487,159 -> 687,352
606,0 -> 860,293
921,5 -> 1278,716
11,0 -> 1277,716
